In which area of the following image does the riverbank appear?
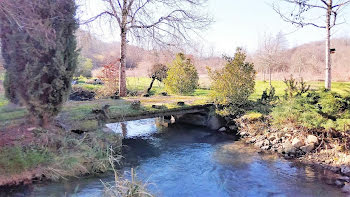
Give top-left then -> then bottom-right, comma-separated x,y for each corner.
0,125 -> 122,187
235,113 -> 350,193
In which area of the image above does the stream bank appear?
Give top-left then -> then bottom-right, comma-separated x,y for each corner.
235,113 -> 350,193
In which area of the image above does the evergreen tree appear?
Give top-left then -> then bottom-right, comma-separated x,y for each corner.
208,48 -> 256,116
0,0 -> 78,126
164,53 -> 199,95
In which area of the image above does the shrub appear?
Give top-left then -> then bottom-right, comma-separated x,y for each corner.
97,60 -> 119,98
283,75 -> 310,99
208,48 -> 256,116
164,53 -> 198,95
0,0 -> 78,126
75,56 -> 94,78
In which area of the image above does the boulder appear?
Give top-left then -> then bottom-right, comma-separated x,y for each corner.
207,115 -> 225,130
283,141 -> 296,154
306,135 -> 318,144
341,165 -> 350,176
218,127 -> 226,132
300,143 -> 315,153
255,140 -> 265,148
292,138 -> 304,149
69,90 -> 95,101
261,145 -> 270,150
342,183 -> 350,193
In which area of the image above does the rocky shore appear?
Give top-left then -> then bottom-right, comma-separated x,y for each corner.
235,114 -> 350,193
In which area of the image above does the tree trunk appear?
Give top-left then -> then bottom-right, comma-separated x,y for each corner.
119,28 -> 127,97
147,77 -> 156,94
263,69 -> 266,82
269,67 -> 272,87
325,5 -> 332,90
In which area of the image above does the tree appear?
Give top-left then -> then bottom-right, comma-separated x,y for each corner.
256,32 -> 287,86
84,0 -> 212,97
0,0 -> 78,127
164,53 -> 198,95
273,0 -> 350,90
146,63 -> 168,94
208,48 -> 256,117
75,56 -> 94,77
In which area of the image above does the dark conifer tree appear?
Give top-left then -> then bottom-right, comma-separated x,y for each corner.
0,0 -> 78,126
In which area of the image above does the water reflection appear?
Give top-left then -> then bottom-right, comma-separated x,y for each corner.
6,118 -> 347,197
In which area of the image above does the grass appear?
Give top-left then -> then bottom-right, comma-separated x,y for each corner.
0,127 -> 122,181
0,146 -> 53,174
1,76 -> 350,129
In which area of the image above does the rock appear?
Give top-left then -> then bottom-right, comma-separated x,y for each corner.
268,135 -> 276,141
69,89 -> 95,101
261,145 -> 270,150
341,165 -> 350,176
207,115 -> 225,130
177,101 -> 185,106
336,180 -> 345,187
263,139 -> 270,146
255,140 -> 265,148
283,141 -> 296,154
229,124 -> 238,131
248,137 -> 256,144
342,183 -> 350,193
285,133 -> 292,137
152,105 -> 165,109
239,131 -> 248,136
218,127 -> 226,132
300,143 -> 315,153
292,138 -> 304,149
306,135 -> 318,144
338,176 -> 350,182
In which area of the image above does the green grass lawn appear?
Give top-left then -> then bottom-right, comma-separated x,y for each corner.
2,76 -> 350,129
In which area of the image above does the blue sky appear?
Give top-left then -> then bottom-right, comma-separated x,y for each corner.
79,0 -> 350,55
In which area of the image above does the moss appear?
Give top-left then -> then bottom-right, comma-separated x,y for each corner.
243,112 -> 263,121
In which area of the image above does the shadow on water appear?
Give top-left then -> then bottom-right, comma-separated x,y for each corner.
2,118 -> 347,197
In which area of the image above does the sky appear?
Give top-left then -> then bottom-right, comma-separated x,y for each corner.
78,0 -> 350,55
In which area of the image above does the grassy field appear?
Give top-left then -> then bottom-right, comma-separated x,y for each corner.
1,76 -> 350,129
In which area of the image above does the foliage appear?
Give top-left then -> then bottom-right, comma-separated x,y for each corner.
259,86 -> 279,103
271,89 -> 350,130
0,0 -> 78,126
164,53 -> 199,95
283,75 -> 310,99
97,60 -> 119,98
208,48 -> 256,116
75,56 -> 93,77
0,146 -> 52,174
149,63 -> 168,82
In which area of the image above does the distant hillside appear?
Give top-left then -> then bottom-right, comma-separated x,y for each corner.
76,30 -> 225,78
253,38 -> 350,81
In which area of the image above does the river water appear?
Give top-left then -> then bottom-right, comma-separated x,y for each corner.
6,118 -> 346,196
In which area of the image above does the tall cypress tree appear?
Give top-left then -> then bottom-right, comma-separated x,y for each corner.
0,0 -> 78,126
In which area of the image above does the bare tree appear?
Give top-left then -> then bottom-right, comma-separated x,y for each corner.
256,32 -> 287,86
273,0 -> 350,90
83,0 -> 212,96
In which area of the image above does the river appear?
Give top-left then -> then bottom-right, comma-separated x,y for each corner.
6,118 -> 346,196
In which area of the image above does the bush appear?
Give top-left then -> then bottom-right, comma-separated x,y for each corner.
164,53 -> 198,95
97,60 -> 119,98
75,56 -> 93,78
208,48 -> 256,116
271,89 -> 350,130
